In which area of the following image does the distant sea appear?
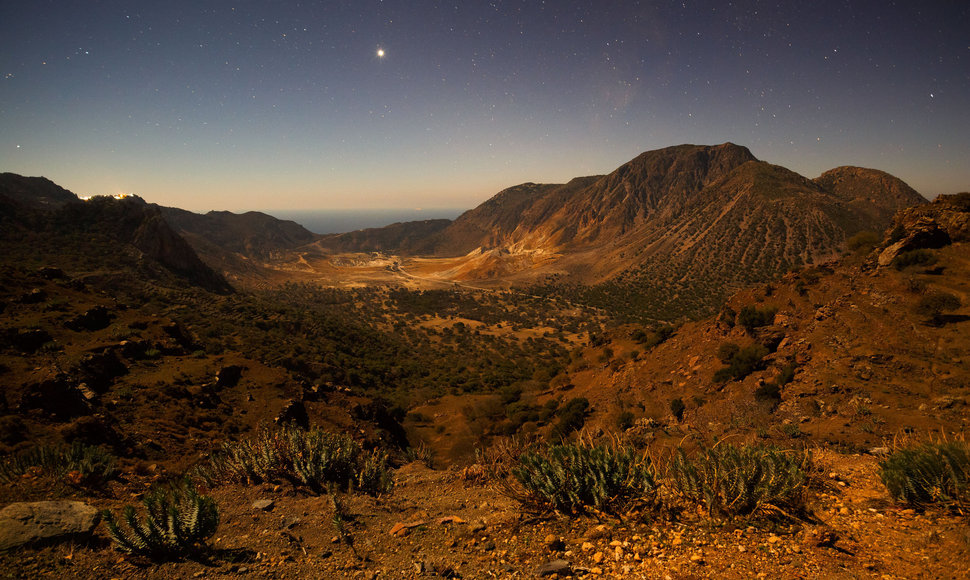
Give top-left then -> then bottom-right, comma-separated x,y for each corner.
267,208 -> 465,235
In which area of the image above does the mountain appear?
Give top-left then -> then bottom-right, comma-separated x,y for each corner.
0,173 -> 78,210
310,143 -> 926,319
159,207 -> 317,259
0,174 -> 231,293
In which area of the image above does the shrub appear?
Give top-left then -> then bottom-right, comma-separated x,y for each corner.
550,397 -> 589,440
103,481 -> 218,560
717,342 -> 740,364
0,442 -> 117,487
669,444 -> 810,519
512,442 -> 658,514
878,441 -> 970,508
846,230 -> 881,252
754,382 -> 781,404
670,398 -> 686,422
892,249 -> 937,271
200,424 -> 392,495
774,363 -> 797,386
616,411 -> 635,431
737,306 -> 777,332
913,291 -> 961,325
713,344 -> 770,382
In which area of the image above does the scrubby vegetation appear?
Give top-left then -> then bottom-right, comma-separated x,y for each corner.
913,291 -> 962,325
713,343 -> 770,382
199,424 -> 392,495
511,442 -> 658,514
878,440 -> 970,509
893,249 -> 938,271
0,442 -> 117,487
737,305 -> 778,332
103,480 -> 219,560
669,444 -> 811,519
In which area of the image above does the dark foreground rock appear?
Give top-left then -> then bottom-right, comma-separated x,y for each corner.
0,501 -> 100,551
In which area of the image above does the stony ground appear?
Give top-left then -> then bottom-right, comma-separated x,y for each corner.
1,450 -> 967,579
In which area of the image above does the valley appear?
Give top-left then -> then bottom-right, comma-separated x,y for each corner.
0,144 -> 968,578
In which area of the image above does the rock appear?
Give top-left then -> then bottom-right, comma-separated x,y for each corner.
592,551 -> 604,564
252,499 -> 275,511
544,534 -> 565,552
802,526 -> 838,548
281,517 -> 301,529
0,501 -> 100,551
583,524 -> 610,541
65,306 -> 112,331
215,365 -> 244,389
437,515 -> 466,526
389,521 -> 426,537
536,559 -> 573,576
869,446 -> 891,456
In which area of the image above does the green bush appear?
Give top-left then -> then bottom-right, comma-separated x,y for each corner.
103,481 -> 218,560
737,306 -> 777,332
713,344 -> 770,382
0,442 -> 117,487
669,444 -> 810,519
200,424 -> 392,495
878,441 -> 970,508
512,443 -> 657,514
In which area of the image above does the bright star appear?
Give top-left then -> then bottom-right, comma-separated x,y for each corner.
376,48 -> 385,58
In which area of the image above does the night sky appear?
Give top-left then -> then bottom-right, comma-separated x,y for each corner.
1,1 -> 967,212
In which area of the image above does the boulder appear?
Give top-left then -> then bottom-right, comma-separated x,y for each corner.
0,501 -> 100,551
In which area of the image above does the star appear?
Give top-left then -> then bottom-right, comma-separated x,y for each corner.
376,48 -> 385,58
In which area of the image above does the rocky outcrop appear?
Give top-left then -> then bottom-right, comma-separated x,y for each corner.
878,217 -> 952,266
891,192 -> 970,243
0,501 -> 100,551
